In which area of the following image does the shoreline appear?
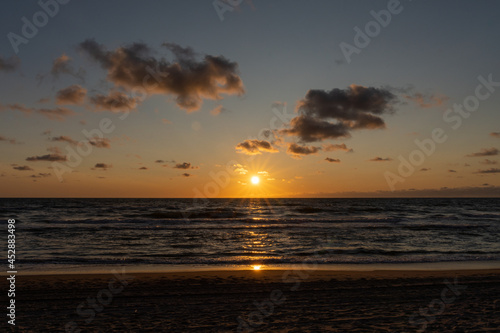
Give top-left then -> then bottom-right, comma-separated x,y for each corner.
8,260 -> 500,276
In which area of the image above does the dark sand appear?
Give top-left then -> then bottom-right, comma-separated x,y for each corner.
3,269 -> 500,332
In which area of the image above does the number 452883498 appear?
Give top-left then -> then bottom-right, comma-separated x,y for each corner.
7,219 -> 16,270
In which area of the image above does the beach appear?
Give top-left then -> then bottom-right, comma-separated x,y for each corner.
6,268 -> 500,332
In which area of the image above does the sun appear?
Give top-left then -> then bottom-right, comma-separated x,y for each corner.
251,176 -> 260,185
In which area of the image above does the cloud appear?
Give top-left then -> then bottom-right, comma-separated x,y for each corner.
56,85 -> 87,105
30,173 -> 51,178
26,154 -> 67,162
491,132 -> 500,138
404,92 -> 448,108
0,56 -> 20,72
287,143 -> 320,158
155,160 -> 165,163
233,164 -> 248,175
466,148 -> 499,157
4,103 -> 75,121
90,91 -> 139,112
210,105 -> 228,116
369,157 -> 393,162
474,168 -> 500,174
0,135 -> 19,144
12,165 -> 33,171
162,118 -> 171,124
47,146 -> 62,154
448,169 -> 457,173
50,53 -> 85,80
79,39 -> 245,112
173,162 -> 198,169
50,135 -> 78,145
92,163 -> 112,170
88,137 -> 111,148
181,173 -> 192,177
420,168 -> 431,171
322,143 -> 353,152
280,85 -> 396,143
480,159 -> 497,165
235,139 -> 278,155
139,166 -> 148,170
325,157 -> 340,163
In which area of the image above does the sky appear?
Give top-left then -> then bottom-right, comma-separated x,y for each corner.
0,0 -> 499,198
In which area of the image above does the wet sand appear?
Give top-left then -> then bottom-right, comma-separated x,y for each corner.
4,268 -> 500,332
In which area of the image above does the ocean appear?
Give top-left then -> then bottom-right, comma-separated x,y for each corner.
2,198 -> 499,273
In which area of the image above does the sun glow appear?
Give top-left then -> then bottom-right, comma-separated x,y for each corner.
253,265 -> 262,270
251,176 -> 260,185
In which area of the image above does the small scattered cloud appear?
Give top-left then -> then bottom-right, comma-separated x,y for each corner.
138,166 -> 148,170
26,153 -> 67,162
4,103 -> 75,121
88,137 -> 111,148
50,135 -> 78,145
236,139 -> 278,155
181,173 -> 192,177
322,143 -> 353,152
173,162 -> 198,169
287,143 -> 320,158
30,173 -> 51,178
47,146 -> 62,154
420,168 -> 431,171
474,168 -> 500,174
56,85 -> 87,105
480,159 -> 497,165
233,163 -> 248,175
448,169 -> 457,173
325,157 -> 341,163
162,118 -> 171,124
466,148 -> 499,157
0,135 -> 19,144
0,56 -> 20,72
369,157 -> 393,162
92,163 -> 112,170
404,92 -> 448,108
491,132 -> 500,138
50,53 -> 85,81
12,165 -> 33,171
210,105 -> 228,116
90,91 -> 139,112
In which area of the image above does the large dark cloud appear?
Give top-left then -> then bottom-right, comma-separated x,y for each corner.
235,139 -> 278,155
0,56 -> 20,72
466,148 -> 499,157
280,85 -> 396,143
79,39 -> 245,112
56,85 -> 87,105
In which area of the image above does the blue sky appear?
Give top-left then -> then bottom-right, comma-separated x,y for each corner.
1,0 -> 499,197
